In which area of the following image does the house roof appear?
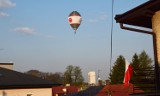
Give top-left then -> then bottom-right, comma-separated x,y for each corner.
115,0 -> 160,28
0,63 -> 13,65
65,86 -> 104,96
52,86 -> 79,95
0,67 -> 61,89
96,84 -> 143,96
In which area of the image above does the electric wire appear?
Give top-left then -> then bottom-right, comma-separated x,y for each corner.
109,0 -> 114,79
108,0 -> 114,95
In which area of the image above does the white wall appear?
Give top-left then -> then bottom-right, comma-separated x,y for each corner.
0,88 -> 52,96
0,65 -> 13,70
88,71 -> 96,85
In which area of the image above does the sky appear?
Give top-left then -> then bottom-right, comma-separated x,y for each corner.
0,0 -> 153,81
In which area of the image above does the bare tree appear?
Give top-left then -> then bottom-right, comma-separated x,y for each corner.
64,65 -> 84,85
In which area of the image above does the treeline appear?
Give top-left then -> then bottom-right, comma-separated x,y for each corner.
109,50 -> 153,84
24,70 -> 64,84
24,50 -> 154,90
24,65 -> 84,86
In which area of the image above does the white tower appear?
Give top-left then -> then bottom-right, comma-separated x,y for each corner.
88,71 -> 96,86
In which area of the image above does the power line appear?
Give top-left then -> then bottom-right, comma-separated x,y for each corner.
109,0 -> 114,77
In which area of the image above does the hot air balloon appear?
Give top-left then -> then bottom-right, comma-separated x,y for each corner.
68,11 -> 82,34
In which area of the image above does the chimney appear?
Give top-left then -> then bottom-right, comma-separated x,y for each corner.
106,80 -> 110,85
98,80 -> 103,86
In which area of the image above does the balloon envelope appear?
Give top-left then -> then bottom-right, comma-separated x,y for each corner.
68,11 -> 82,32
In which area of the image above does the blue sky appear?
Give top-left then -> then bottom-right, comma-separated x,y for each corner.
0,0 -> 152,81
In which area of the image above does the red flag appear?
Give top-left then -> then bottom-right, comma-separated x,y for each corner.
123,60 -> 133,86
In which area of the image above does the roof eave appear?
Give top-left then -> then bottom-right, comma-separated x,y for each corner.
115,0 -> 160,28
0,83 -> 61,89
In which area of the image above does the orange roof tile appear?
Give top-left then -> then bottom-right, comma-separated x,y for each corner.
96,84 -> 143,96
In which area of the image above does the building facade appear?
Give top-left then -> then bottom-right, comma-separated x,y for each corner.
88,71 -> 96,86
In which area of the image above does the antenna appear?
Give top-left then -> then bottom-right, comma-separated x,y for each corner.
98,70 -> 101,80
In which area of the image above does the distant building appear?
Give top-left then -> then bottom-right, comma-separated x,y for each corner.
52,85 -> 79,96
88,71 -> 96,86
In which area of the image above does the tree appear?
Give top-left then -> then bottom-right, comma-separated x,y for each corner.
109,51 -> 153,85
64,65 -> 84,85
25,70 -> 64,84
131,53 -> 139,69
73,66 -> 84,85
138,50 -> 153,68
45,72 -> 64,84
131,51 -> 153,91
109,55 -> 125,84
64,65 -> 74,84
131,51 -> 153,79
24,70 -> 42,78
